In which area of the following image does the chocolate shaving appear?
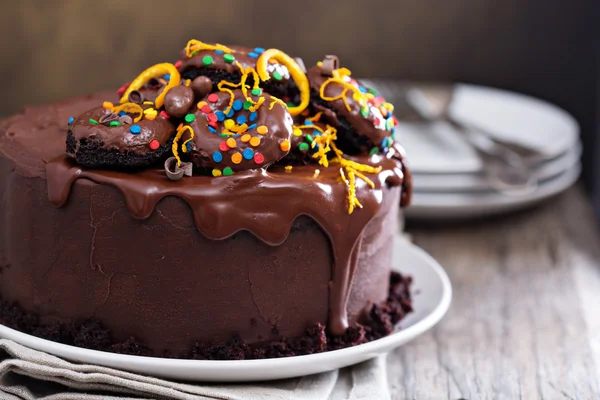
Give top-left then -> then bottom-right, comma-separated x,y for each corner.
98,111 -> 118,125
127,90 -> 144,104
321,55 -> 339,76
294,57 -> 307,73
165,157 -> 193,181
118,115 -> 133,125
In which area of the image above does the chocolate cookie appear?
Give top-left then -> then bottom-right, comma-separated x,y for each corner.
307,56 -> 397,155
172,88 -> 293,176
66,102 -> 175,169
176,41 -> 309,116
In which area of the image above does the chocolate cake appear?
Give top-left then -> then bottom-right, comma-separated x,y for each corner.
0,41 -> 413,359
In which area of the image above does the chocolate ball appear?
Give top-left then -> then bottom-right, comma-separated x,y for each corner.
191,76 -> 213,99
164,85 -> 194,118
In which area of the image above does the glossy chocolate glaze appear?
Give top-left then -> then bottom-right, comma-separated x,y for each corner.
46,143 -> 404,334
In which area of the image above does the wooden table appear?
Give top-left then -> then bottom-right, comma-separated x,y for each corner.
388,185 -> 600,399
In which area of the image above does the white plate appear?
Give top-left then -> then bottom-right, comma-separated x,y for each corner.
406,163 -> 581,220
412,141 -> 581,192
393,84 -> 579,174
0,239 -> 451,382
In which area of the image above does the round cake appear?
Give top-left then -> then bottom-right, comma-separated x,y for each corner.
0,41 -> 413,359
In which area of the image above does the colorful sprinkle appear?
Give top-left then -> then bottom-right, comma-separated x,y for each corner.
304,119 -> 314,126
241,134 -> 251,143
249,112 -> 257,122
208,126 -> 217,133
250,137 -> 261,147
109,121 -> 120,127
117,82 -> 130,96
159,110 -> 170,119
149,139 -> 160,150
236,115 -> 247,125
254,47 -> 265,54
313,129 -> 322,136
185,114 -> 196,123
223,167 -> 234,176
272,71 -> 282,81
243,148 -> 254,159
248,52 -> 259,58
102,101 -> 114,110
254,153 -> 265,165
224,119 -> 235,129
280,140 -> 291,152
285,165 -> 293,173
360,108 -> 369,117
233,100 -> 243,111
299,142 -> 309,151
231,152 -> 242,164
207,113 -> 218,122
118,111 -> 126,116
223,54 -> 235,64
226,138 -> 237,148
130,124 -> 141,134
369,147 -> 379,155
214,49 -> 224,55
212,152 -> 223,162
251,88 -> 262,96
243,101 -> 253,111
219,142 -> 229,152
202,55 -> 214,66
144,108 -> 157,120
67,116 -> 74,125
89,119 -> 99,125
208,93 -> 219,103
293,128 -> 302,137
174,60 -> 182,69
368,87 -> 377,95
212,169 -> 222,177
248,123 -> 258,130
215,111 -> 225,121
257,125 -> 268,135
305,134 -> 314,143
201,105 -> 212,114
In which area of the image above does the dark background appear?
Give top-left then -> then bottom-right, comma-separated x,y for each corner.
0,0 -> 597,205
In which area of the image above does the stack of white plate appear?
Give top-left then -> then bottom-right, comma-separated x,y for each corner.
368,83 -> 581,220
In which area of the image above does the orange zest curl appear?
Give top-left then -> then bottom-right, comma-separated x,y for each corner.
172,125 -> 195,166
256,49 -> 309,116
111,103 -> 143,123
301,122 -> 381,214
185,40 -> 234,58
119,63 -> 181,109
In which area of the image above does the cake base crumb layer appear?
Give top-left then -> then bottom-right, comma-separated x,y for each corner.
0,272 -> 412,360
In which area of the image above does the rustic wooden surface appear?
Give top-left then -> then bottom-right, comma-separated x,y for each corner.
389,185 -> 600,399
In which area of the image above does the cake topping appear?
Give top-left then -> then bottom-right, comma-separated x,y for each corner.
119,63 -> 181,108
173,89 -> 293,174
66,104 -> 175,169
307,57 -> 397,155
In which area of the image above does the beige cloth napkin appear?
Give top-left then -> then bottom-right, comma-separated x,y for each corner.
0,340 -> 390,400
